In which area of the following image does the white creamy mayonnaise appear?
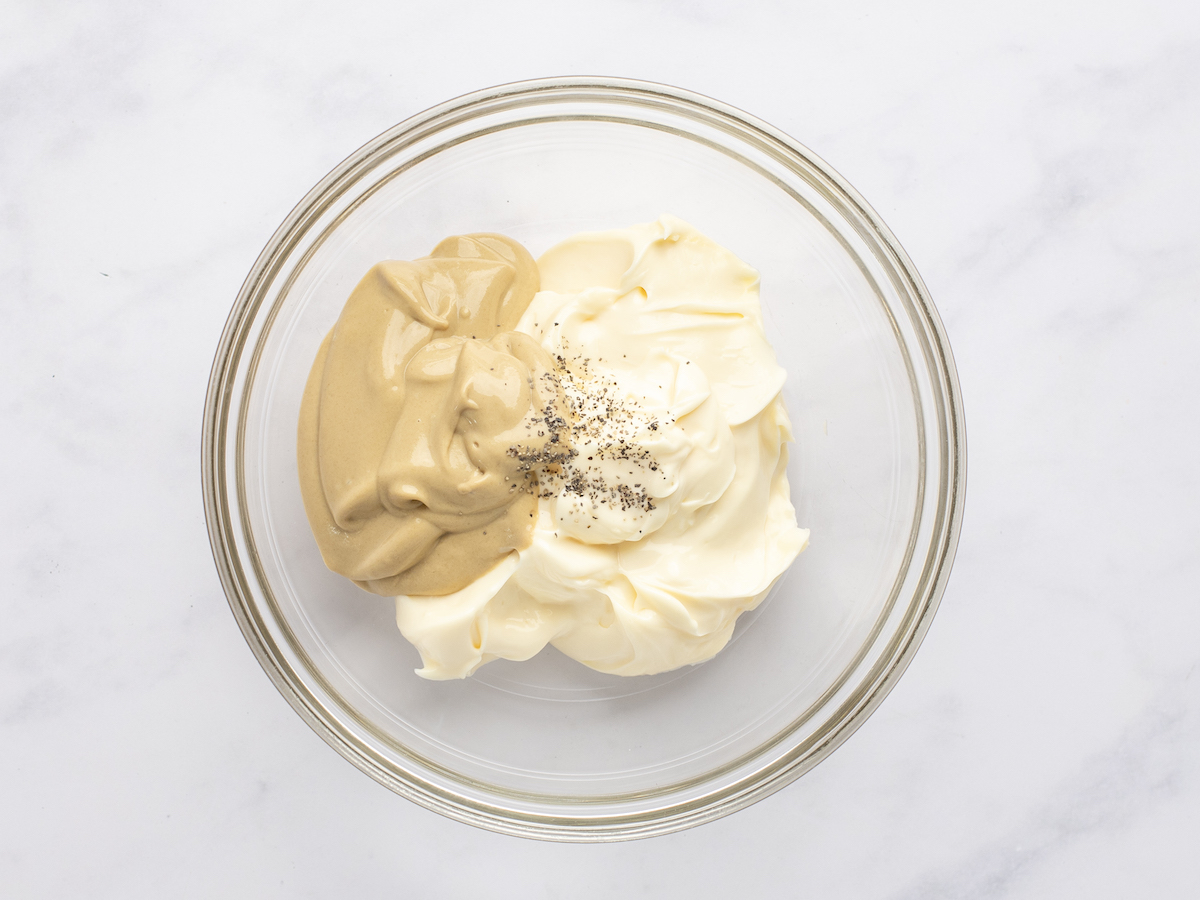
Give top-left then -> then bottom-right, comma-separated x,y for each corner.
395,216 -> 809,678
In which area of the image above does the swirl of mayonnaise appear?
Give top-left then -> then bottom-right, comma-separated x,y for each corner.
395,216 -> 809,678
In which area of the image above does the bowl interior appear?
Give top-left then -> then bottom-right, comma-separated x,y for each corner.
211,83 -> 961,837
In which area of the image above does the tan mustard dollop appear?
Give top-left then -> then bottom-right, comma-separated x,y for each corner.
297,234 -> 568,596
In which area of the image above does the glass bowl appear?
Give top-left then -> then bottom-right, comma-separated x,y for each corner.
202,77 -> 965,841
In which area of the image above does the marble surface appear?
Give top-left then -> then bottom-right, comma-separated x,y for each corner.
3,1 -> 1199,895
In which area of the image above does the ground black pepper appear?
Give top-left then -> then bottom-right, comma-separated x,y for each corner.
505,342 -> 674,516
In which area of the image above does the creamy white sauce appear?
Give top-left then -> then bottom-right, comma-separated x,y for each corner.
395,216 -> 809,678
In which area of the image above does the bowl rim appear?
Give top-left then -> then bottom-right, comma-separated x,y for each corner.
202,75 -> 967,842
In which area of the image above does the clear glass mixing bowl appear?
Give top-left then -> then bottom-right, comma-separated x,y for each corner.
202,77 -> 965,841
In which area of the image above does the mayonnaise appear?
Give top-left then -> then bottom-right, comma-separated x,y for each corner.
395,216 -> 809,678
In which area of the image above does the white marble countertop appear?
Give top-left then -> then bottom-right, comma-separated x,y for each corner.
4,1 -> 1199,896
